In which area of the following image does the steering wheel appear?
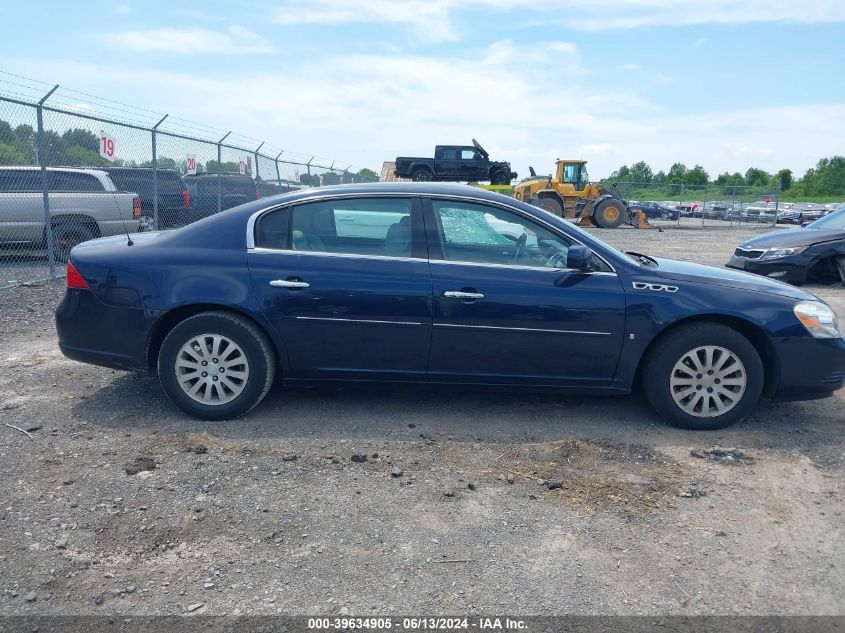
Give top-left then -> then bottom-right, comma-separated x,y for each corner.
547,251 -> 568,268
511,233 -> 527,262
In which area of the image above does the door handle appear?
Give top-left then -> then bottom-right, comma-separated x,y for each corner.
269,279 -> 310,289
443,290 -> 485,300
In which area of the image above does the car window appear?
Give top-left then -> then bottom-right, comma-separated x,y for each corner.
289,198 -> 414,257
0,169 -> 41,192
461,149 -> 477,160
432,200 -> 575,268
49,172 -> 104,192
807,208 -> 845,230
255,207 -> 290,250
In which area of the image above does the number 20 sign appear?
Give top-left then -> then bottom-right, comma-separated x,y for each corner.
99,132 -> 116,161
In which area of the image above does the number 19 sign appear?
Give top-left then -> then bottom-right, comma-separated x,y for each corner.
99,132 -> 116,161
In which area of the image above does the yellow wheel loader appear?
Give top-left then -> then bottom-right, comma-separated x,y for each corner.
512,160 -> 651,228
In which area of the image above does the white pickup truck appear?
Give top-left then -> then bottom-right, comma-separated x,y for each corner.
0,166 -> 145,261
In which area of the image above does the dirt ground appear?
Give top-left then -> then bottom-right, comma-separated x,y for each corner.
0,224 -> 842,617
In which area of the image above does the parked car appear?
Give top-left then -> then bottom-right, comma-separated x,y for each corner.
256,181 -> 298,198
182,173 -> 258,222
0,166 -> 143,261
394,139 -> 517,184
56,183 -> 845,430
630,201 -> 679,221
726,207 -> 845,285
106,167 -> 190,229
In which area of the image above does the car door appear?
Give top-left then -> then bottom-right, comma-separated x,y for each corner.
436,148 -> 461,178
423,197 -> 626,386
460,149 -> 487,180
248,195 -> 433,380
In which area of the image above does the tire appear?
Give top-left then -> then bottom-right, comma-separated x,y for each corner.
490,171 -> 510,185
592,199 -> 625,228
536,196 -> 563,217
157,311 -> 276,420
661,212 -> 669,220
641,323 -> 764,430
52,222 -> 95,262
411,168 -> 432,182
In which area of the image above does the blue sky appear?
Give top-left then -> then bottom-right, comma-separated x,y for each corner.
1,0 -> 844,178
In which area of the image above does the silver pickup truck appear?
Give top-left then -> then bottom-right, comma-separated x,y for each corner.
0,166 -> 145,261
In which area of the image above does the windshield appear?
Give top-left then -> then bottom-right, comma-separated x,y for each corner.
807,208 -> 845,230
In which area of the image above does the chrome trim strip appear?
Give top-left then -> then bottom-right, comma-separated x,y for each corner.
245,191 -> 423,250
428,259 -> 616,275
433,323 -> 612,336
243,189 -> 617,274
250,246 -> 426,263
295,316 -> 423,326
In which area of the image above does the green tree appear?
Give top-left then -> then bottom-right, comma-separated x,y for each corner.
774,168 -> 793,191
667,162 -> 687,184
744,167 -> 771,188
356,167 -> 378,182
0,141 -> 26,165
63,145 -> 108,167
685,164 -> 709,186
629,161 -> 653,183
652,170 -> 667,186
61,128 -> 98,153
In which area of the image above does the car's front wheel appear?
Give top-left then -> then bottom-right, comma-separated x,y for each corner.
642,323 -> 764,430
158,311 -> 276,420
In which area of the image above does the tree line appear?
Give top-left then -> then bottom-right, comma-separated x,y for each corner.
604,157 -> 845,196
0,118 -> 377,184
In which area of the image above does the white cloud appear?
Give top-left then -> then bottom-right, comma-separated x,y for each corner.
109,26 -> 276,55
620,63 -> 641,70
6,49 -> 843,180
271,0 -> 845,38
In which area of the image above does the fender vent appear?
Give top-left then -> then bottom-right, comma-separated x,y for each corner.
632,281 -> 679,293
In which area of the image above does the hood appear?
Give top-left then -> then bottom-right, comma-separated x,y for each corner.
739,228 -> 844,249
73,231 -> 167,250
653,257 -> 814,301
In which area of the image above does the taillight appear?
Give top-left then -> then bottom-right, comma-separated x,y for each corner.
132,196 -> 142,219
183,189 -> 191,208
66,262 -> 89,289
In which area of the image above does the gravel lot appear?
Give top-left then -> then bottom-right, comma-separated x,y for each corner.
0,224 -> 842,618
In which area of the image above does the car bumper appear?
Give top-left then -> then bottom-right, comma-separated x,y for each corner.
772,335 -> 845,401
56,289 -> 153,372
725,254 -> 811,284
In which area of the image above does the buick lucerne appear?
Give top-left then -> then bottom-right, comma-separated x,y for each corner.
56,184 -> 845,430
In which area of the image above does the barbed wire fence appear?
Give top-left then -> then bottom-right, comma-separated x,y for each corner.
0,72 -> 379,288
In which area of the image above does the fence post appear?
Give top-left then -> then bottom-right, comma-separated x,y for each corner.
36,84 -> 59,279
254,142 -> 264,182
151,114 -> 168,231
307,156 -> 314,186
217,131 -> 231,214
275,150 -> 283,187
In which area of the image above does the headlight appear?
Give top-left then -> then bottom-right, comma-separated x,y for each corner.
794,301 -> 841,338
759,246 -> 807,260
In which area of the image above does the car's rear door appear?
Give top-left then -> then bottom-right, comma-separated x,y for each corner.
423,196 -> 626,387
248,195 -> 433,380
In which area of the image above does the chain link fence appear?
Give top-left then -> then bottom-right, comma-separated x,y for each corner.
0,74 -> 378,288
613,181 -> 783,228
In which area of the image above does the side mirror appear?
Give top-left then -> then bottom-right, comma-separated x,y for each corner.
567,244 -> 593,270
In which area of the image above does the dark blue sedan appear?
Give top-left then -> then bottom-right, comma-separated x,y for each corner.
56,184 -> 845,430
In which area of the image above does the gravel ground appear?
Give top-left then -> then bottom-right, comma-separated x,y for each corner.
0,224 -> 842,618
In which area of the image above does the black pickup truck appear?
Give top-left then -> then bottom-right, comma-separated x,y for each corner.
394,139 -> 517,184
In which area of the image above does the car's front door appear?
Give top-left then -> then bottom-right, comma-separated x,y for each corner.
423,197 -> 626,386
248,196 -> 432,380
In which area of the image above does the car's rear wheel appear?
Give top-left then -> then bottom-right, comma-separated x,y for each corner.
490,171 -> 510,185
411,169 -> 432,182
642,323 -> 764,430
536,196 -> 563,217
157,312 -> 275,420
52,222 -> 95,262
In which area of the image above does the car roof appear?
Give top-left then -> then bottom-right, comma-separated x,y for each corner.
0,165 -> 108,176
